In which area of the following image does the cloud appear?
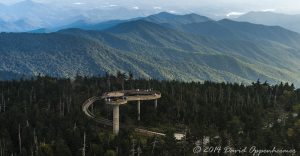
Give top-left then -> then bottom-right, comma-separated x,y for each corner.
168,10 -> 179,14
261,9 -> 276,12
109,4 -> 118,7
73,2 -> 85,5
132,6 -> 139,10
153,6 -> 162,10
226,11 -> 245,17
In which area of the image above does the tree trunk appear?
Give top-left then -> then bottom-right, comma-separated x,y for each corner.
18,124 -> 22,154
0,92 -> 2,112
82,132 -> 86,156
34,129 -> 38,156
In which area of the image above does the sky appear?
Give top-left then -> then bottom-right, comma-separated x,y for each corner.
1,0 -> 300,15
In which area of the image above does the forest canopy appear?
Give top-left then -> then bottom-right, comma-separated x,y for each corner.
0,75 -> 299,155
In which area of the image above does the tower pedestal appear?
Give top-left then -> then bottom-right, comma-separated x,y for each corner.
137,100 -> 141,121
113,105 -> 120,135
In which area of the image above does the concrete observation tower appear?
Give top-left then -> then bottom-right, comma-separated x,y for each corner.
102,89 -> 161,135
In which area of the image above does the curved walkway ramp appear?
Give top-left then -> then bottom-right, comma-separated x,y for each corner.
82,90 -> 165,136
82,96 -> 113,126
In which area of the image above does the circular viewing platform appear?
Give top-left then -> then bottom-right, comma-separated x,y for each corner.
102,89 -> 161,105
84,89 -> 162,135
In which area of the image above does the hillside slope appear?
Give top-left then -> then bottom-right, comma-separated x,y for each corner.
1,13 -> 300,86
235,11 -> 300,33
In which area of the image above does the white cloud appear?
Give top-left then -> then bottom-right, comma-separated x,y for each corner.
109,4 -> 118,7
226,11 -> 245,17
168,10 -> 178,14
261,9 -> 276,12
132,6 -> 139,10
73,2 -> 84,5
153,6 -> 162,10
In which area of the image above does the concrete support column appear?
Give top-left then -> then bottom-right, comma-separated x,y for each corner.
113,105 -> 120,135
154,99 -> 158,110
137,100 -> 141,121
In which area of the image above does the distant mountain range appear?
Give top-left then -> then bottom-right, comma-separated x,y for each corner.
0,0 -> 63,32
233,11 -> 300,33
2,0 -> 300,34
0,0 -> 159,32
1,12 -> 300,86
29,11 -> 300,35
30,19 -> 134,33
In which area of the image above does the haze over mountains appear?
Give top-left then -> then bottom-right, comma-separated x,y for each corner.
0,0 -> 157,32
233,11 -> 300,33
2,0 -> 300,34
1,12 -> 300,86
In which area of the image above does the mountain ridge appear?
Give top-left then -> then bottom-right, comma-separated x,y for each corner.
234,11 -> 300,33
1,12 -> 300,86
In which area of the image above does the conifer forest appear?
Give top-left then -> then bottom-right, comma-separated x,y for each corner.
0,74 -> 299,156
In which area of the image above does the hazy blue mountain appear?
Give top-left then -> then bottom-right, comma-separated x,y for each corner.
0,0 -> 62,32
31,19 -> 137,33
1,13 -> 300,86
9,0 -> 47,13
235,11 -> 300,33
0,18 -> 36,32
143,12 -> 212,25
0,0 -> 154,32
56,19 -> 130,32
29,28 -> 51,33
28,12 -> 211,33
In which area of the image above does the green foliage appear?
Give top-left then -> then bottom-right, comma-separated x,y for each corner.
104,150 -> 116,156
2,18 -> 300,86
53,139 -> 72,156
40,144 -> 53,156
0,76 -> 299,155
